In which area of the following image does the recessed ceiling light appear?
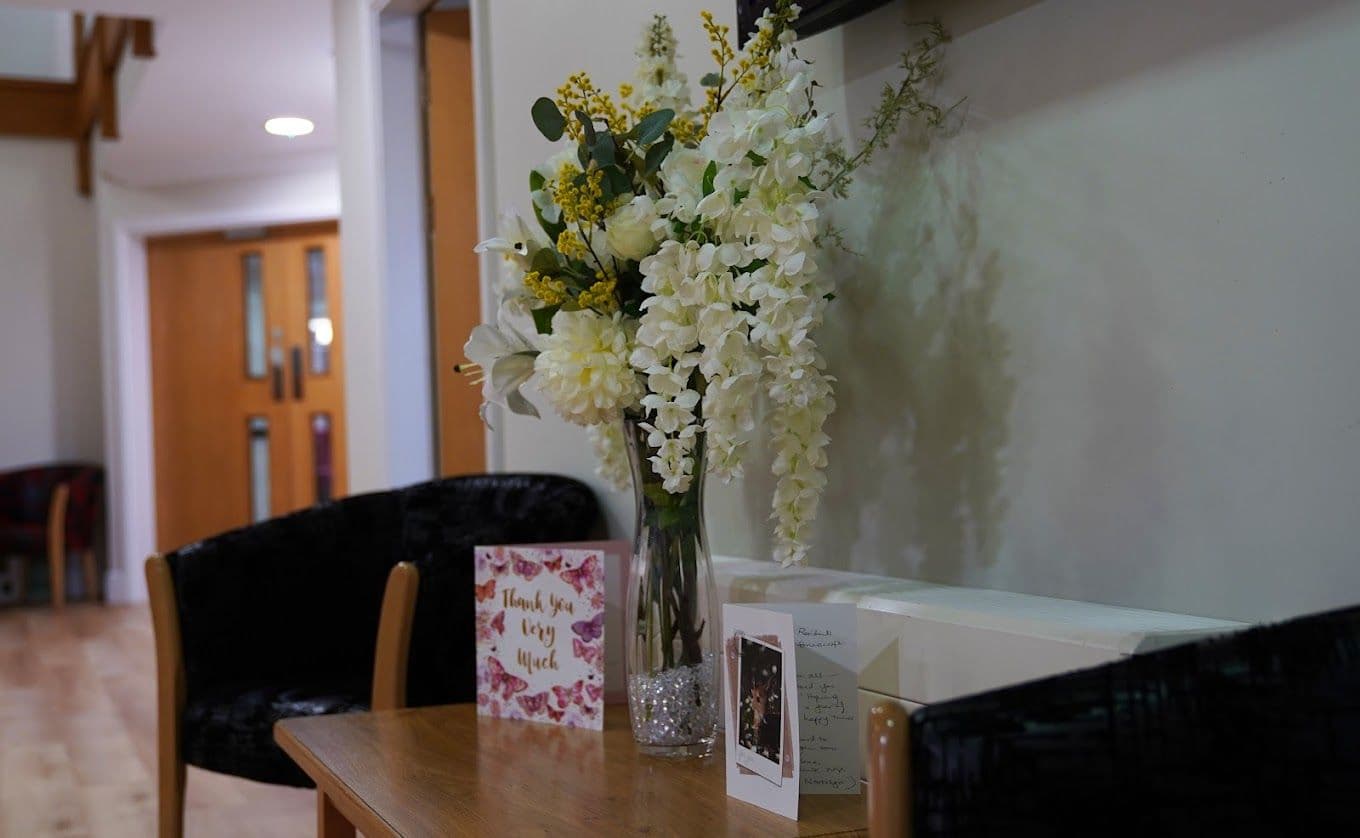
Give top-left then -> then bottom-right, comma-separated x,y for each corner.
264,116 -> 314,138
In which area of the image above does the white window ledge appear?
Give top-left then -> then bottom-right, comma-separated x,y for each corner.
712,554 -> 1246,708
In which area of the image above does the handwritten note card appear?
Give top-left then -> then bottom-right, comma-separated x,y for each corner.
763,603 -> 860,794
474,545 -> 605,730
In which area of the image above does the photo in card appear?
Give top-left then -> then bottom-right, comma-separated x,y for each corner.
474,545 -> 605,729
735,633 -> 786,786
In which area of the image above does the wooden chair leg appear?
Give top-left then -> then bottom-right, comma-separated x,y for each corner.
81,549 -> 100,602
147,555 -> 186,838
47,484 -> 70,609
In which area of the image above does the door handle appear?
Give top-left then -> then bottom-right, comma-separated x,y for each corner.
271,361 -> 284,401
291,345 -> 304,400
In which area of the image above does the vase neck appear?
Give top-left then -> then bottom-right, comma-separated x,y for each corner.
621,416 -> 707,522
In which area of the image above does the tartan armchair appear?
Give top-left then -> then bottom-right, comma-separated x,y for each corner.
0,463 -> 104,606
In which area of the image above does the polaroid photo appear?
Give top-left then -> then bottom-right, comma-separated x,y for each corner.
735,632 -> 786,786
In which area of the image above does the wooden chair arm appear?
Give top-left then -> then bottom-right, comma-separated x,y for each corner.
868,700 -> 912,838
146,554 -> 187,838
371,562 -> 420,712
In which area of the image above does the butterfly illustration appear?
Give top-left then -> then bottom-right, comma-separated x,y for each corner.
474,578 -> 496,603
552,680 -> 586,708
573,637 -> 603,667
484,550 -> 510,577
571,612 -> 604,642
545,705 -> 565,722
559,554 -> 600,595
585,683 -> 603,703
490,610 -> 506,635
512,552 -> 543,581
484,656 -> 528,700
543,554 -> 564,573
579,703 -> 599,719
517,691 -> 549,715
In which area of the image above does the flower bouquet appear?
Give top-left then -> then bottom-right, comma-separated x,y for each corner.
462,2 -> 947,754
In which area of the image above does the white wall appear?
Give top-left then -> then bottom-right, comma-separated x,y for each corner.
475,0 -> 1360,623
0,139 -> 102,471
378,14 -> 435,486
0,7 -> 73,79
95,167 -> 341,603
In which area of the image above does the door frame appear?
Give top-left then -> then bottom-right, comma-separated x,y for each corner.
96,173 -> 340,603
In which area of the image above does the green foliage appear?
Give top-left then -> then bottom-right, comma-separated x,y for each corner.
531,97 -> 565,141
701,160 -> 717,196
531,304 -> 560,335
591,132 -> 616,168
530,247 -> 559,275
528,170 -> 566,242
644,133 -> 675,176
634,108 -> 675,146
699,72 -> 721,88
817,21 -> 957,198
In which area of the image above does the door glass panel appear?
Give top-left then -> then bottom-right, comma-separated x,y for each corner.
305,247 -> 332,374
248,416 -> 271,522
311,412 -> 333,503
243,252 -> 266,378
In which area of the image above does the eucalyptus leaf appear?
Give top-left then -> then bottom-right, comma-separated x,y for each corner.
575,110 -> 597,146
604,165 -> 633,200
700,72 -> 721,87
530,97 -> 565,142
701,160 -> 717,197
634,108 -> 675,147
644,133 -> 674,176
746,150 -> 767,165
530,247 -> 559,275
591,133 -> 616,168
531,305 -> 560,335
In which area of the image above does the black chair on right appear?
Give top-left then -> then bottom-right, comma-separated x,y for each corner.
868,603 -> 1360,837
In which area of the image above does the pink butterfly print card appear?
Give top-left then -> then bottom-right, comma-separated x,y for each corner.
474,546 -> 605,730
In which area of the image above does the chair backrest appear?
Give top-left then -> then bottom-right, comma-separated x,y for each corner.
164,474 -> 601,703
0,463 -> 104,548
869,602 -> 1360,837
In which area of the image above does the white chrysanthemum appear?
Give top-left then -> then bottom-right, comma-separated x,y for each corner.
534,310 -> 643,426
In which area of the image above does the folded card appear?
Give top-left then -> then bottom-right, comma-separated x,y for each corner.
474,545 -> 610,729
723,602 -> 859,820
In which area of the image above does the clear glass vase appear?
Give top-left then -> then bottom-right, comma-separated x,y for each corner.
622,416 -> 720,758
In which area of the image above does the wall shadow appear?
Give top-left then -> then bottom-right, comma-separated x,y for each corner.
807,121 -> 1015,582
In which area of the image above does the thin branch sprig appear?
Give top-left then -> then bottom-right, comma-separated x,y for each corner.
818,21 -> 960,198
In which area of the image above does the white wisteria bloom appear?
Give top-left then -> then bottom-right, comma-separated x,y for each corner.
534,310 -> 643,426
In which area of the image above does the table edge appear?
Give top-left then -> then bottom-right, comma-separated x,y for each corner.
274,717 -> 401,838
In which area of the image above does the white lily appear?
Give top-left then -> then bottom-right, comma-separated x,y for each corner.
473,210 -> 548,271
458,323 -> 540,425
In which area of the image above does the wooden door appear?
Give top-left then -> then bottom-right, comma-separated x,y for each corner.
148,222 -> 347,552
425,8 -> 486,476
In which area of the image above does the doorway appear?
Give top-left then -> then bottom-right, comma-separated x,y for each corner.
424,6 -> 487,476
147,221 -> 347,552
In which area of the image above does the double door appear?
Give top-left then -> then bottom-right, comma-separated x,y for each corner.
148,222 -> 347,552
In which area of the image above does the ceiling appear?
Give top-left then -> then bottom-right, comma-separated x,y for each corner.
5,0 -> 338,187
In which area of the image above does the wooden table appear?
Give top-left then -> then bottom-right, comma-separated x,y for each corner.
276,704 -> 867,837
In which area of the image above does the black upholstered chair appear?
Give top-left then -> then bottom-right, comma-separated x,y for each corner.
867,603 -> 1360,837
145,474 -> 600,838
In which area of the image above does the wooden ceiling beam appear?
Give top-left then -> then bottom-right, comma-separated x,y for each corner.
0,79 -> 78,138
0,13 -> 155,196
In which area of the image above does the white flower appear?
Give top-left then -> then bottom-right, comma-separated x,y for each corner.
604,195 -> 662,263
534,310 -> 643,426
461,323 -> 540,425
658,146 -> 709,222
474,209 -> 547,271
588,421 -> 632,491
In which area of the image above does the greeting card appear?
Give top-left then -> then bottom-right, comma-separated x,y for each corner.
723,602 -> 860,820
475,545 -> 607,729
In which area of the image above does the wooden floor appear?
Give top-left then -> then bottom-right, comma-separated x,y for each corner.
0,604 -> 313,837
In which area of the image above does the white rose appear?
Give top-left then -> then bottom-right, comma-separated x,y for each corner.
604,195 -> 661,263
